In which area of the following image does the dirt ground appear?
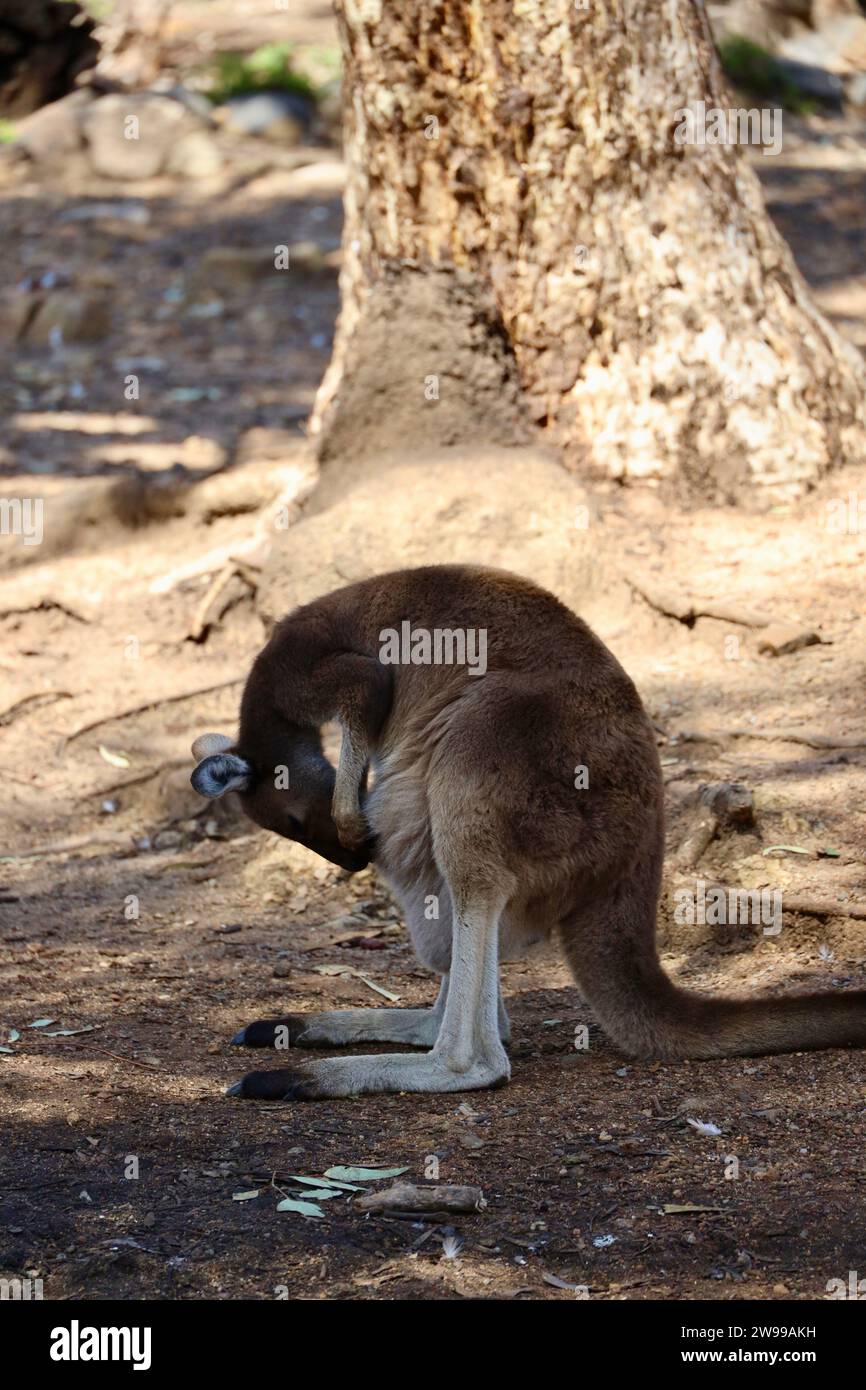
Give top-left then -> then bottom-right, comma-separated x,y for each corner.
0,1 -> 865,1302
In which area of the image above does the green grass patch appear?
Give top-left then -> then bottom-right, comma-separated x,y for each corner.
718,35 -> 818,115
203,43 -> 318,106
0,120 -> 18,144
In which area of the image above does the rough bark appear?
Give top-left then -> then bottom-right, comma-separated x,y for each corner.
312,0 -> 866,500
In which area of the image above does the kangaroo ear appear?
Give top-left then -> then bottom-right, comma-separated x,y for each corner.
191,753 -> 252,799
191,731 -> 234,760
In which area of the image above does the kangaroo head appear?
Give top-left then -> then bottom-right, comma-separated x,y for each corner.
189,726 -> 372,872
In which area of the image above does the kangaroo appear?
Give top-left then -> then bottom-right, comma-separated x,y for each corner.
190,563 -> 866,1101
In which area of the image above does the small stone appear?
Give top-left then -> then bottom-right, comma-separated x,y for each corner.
152,829 -> 183,852
273,959 -> 292,978
216,90 -> 313,143
14,91 -> 92,164
356,899 -> 383,916
25,291 -> 111,347
83,94 -> 191,180
700,780 -> 756,827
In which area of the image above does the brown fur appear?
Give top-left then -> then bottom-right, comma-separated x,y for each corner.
191,565 -> 866,1099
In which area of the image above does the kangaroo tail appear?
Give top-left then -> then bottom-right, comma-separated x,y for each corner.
559,887 -> 866,1061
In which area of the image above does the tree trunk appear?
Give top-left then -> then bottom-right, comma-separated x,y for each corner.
312,0 -> 866,501
0,0 -> 98,117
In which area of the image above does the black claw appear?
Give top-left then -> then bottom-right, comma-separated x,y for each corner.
229,1015 -> 315,1049
228,1068 -> 318,1101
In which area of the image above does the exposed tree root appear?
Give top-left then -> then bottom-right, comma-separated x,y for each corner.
673,727 -> 866,750
0,689 -> 72,726
628,580 -> 772,629
62,678 -> 242,747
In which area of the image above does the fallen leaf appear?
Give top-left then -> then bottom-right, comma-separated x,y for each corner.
324,1165 -> 409,1183
276,1197 -> 325,1218
543,1272 -> 589,1294
44,1025 -> 99,1037
232,1190 -> 260,1202
26,1018 -> 56,1028
287,1174 -> 363,1192
355,974 -> 400,1002
286,1187 -> 341,1201
311,965 -> 400,1002
762,844 -> 812,857
99,745 -> 131,768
